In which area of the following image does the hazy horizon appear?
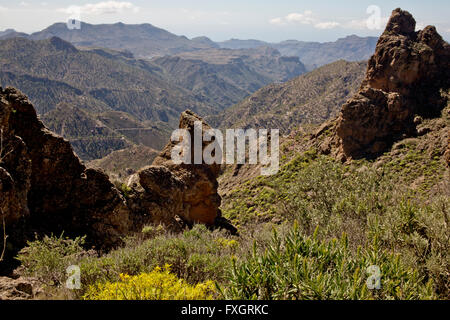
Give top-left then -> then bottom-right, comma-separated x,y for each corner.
0,1 -> 449,43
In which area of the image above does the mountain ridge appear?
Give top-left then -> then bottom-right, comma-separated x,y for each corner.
218,35 -> 379,70
7,22 -> 381,72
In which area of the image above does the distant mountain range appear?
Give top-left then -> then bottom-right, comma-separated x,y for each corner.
0,29 -> 28,40
0,21 -> 378,161
0,37 -> 213,159
0,36 -> 306,159
1,22 -> 377,70
28,22 -> 215,58
154,47 -> 306,109
218,35 -> 378,70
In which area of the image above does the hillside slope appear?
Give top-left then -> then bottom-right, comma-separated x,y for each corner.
0,37 -> 216,159
218,9 -> 449,298
209,60 -> 366,133
153,47 -> 306,110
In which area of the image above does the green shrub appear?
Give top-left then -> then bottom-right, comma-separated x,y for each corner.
220,223 -> 435,300
16,234 -> 88,286
74,225 -> 238,294
113,182 -> 133,198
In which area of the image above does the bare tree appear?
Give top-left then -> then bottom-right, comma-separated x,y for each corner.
0,128 -> 13,163
0,210 -> 6,262
0,128 -> 10,262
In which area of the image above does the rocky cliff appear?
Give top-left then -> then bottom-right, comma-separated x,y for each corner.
335,8 -> 450,160
0,87 -> 131,266
1,88 -> 232,272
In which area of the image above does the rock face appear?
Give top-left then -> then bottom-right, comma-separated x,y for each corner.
336,8 -> 450,159
0,87 -> 131,267
0,276 -> 42,300
129,111 -> 227,230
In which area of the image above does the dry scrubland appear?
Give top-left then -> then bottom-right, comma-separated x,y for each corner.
16,99 -> 449,299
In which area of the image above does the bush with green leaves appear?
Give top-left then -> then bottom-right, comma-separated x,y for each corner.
16,234 -> 88,286
221,151 -> 449,298
220,223 -> 435,300
74,224 -> 239,294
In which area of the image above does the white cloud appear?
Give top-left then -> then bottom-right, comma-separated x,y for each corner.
315,22 -> 341,30
343,16 -> 389,30
272,6 -> 390,31
285,11 -> 315,25
269,17 -> 286,26
59,1 -> 139,16
345,19 -> 367,30
270,11 -> 340,30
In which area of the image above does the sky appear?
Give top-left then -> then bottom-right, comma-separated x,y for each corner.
0,0 -> 449,42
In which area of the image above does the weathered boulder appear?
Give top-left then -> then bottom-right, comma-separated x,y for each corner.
131,110 -> 223,228
0,87 -> 131,269
0,276 -> 42,300
336,8 -> 450,159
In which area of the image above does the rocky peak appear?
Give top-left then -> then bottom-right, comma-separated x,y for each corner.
335,8 -> 450,159
48,36 -> 78,52
384,8 -> 416,36
129,110 -> 232,231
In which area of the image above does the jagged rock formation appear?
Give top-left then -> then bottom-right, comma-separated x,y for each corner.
0,87 -> 131,269
128,111 -> 233,232
336,8 -> 450,159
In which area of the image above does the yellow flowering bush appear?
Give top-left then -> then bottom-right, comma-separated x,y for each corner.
83,265 -> 216,300
215,238 -> 238,250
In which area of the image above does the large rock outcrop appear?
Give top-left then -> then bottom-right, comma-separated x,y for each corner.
336,8 -> 450,159
128,111 -> 234,232
0,87 -> 131,268
0,86 -> 234,274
